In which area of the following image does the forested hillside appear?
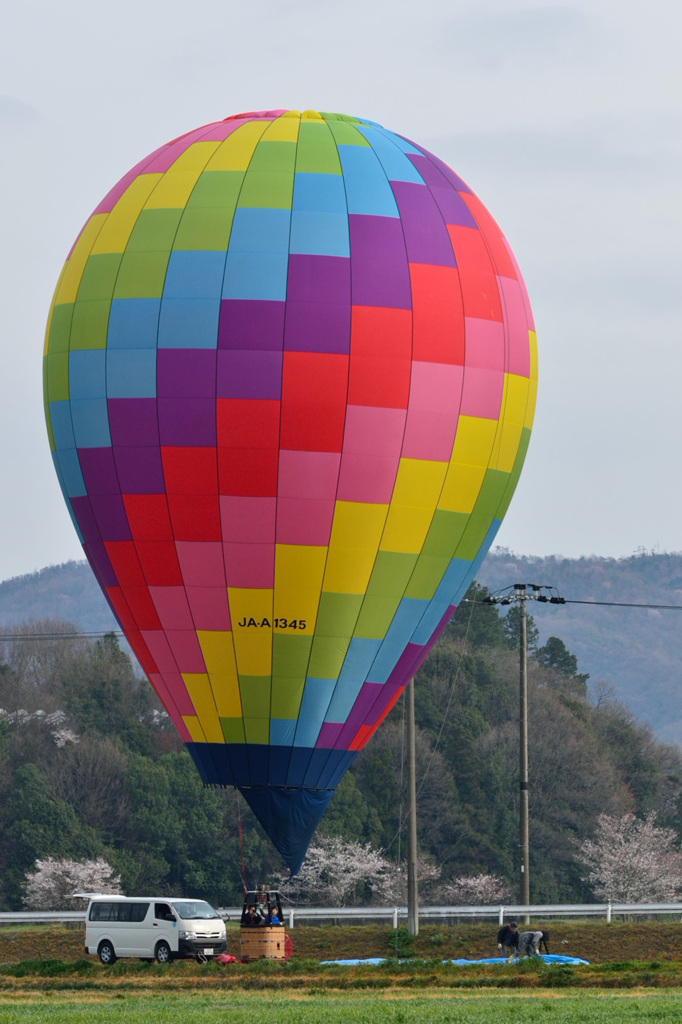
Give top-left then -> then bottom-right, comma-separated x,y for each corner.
476,550 -> 682,745
0,590 -> 679,910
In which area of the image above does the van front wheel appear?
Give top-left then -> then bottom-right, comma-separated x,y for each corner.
98,941 -> 116,965
155,941 -> 172,964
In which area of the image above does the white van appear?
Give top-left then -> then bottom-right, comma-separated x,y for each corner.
85,895 -> 227,964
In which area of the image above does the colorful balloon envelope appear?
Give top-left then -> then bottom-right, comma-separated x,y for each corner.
43,109 -> 537,872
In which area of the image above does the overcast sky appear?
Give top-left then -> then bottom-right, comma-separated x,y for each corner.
1,0 -> 680,581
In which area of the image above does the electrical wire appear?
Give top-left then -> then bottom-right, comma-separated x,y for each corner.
463,597 -> 682,612
4,597 -> 682,644
564,599 -> 682,610
0,631 -> 124,641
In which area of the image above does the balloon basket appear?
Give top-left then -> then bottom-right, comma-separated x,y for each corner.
239,887 -> 291,961
240,924 -> 289,962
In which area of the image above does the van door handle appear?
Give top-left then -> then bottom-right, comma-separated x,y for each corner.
153,923 -> 158,926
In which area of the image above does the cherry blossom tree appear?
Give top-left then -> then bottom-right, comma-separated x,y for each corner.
23,857 -> 121,910
377,857 -> 442,906
278,837 -> 445,906
442,873 -> 511,905
278,836 -> 393,906
577,812 -> 682,902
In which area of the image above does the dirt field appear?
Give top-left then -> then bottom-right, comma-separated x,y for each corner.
0,919 -> 680,965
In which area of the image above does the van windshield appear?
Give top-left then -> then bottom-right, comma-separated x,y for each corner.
171,900 -> 221,920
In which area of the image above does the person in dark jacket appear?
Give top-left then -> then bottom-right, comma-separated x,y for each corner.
497,920 -> 519,959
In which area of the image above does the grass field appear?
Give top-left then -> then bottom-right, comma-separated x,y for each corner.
1,991 -> 682,1023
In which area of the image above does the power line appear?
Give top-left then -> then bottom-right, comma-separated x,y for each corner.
0,631 -> 124,641
465,596 -> 682,612
5,589 -> 679,643
4,595 -> 682,644
565,599 -> 682,610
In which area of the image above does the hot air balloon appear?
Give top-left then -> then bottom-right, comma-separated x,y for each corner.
43,109 -> 537,873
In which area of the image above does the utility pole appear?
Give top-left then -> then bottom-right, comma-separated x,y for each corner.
484,584 -> 565,917
518,588 -> 530,916
407,678 -> 419,935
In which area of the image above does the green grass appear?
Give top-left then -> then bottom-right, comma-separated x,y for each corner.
3,955 -> 682,993
1,992 -> 682,1023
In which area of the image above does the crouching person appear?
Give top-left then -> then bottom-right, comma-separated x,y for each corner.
519,930 -> 549,956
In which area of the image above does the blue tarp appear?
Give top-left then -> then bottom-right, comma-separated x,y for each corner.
321,954 -> 589,966
447,954 -> 589,965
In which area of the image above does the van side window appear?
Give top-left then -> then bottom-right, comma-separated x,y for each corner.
89,901 -> 150,922
155,903 -> 175,921
130,902 -> 149,923
89,902 -> 113,921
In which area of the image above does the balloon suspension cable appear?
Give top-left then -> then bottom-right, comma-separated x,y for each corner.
237,793 -> 248,897
383,591 -> 477,857
415,593 -> 477,802
394,694 -> 406,955
397,692 -> 406,870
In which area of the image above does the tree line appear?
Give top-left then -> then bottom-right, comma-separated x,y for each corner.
0,583 -> 680,909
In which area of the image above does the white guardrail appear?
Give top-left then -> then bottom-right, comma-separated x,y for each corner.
3,903 -> 682,928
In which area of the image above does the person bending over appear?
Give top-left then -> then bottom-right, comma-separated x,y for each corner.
519,930 -> 549,956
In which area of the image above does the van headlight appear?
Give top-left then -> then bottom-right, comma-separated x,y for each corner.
179,930 -> 197,940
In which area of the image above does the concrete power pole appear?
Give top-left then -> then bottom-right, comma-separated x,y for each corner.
484,583 -> 565,917
407,678 -> 419,936
518,589 -> 530,917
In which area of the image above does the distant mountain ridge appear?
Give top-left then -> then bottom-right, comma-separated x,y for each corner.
0,561 -> 118,634
2,551 -> 681,745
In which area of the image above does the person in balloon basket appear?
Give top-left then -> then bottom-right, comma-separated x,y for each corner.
497,920 -> 519,960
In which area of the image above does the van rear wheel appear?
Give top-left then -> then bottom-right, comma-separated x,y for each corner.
155,940 -> 172,964
98,940 -> 116,965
